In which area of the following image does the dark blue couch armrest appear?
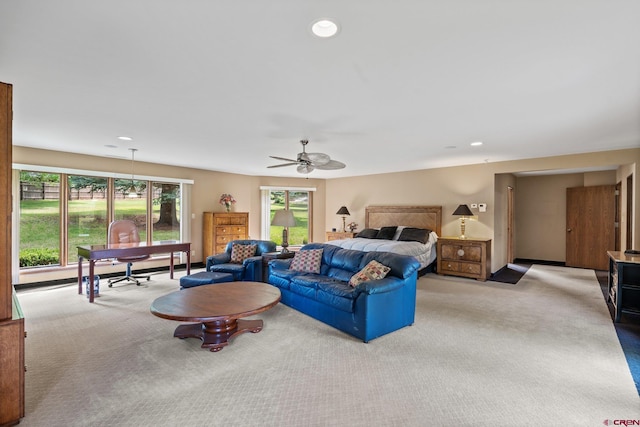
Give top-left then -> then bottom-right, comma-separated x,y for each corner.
270,258 -> 293,270
355,277 -> 405,295
206,253 -> 231,270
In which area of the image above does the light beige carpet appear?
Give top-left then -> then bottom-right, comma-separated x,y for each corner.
16,265 -> 639,426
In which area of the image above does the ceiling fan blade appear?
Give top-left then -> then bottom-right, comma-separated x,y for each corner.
297,164 -> 315,174
267,162 -> 299,168
306,152 -> 331,166
269,155 -> 299,163
314,160 -> 346,170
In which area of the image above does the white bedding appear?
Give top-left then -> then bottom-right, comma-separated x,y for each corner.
326,233 -> 438,270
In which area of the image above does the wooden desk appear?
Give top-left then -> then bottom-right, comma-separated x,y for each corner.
77,242 -> 191,303
607,251 -> 640,322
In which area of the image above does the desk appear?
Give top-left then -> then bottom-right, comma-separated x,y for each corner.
607,251 -> 640,322
78,242 -> 191,303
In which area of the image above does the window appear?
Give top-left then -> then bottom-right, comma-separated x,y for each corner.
67,175 -> 108,264
261,187 -> 314,247
19,171 -> 61,267
114,178 -> 147,241
16,165 -> 192,271
151,182 -> 181,242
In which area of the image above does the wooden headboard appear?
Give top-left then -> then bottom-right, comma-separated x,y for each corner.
365,206 -> 442,237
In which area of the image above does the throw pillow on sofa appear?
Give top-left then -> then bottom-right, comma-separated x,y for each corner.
289,249 -> 323,273
230,243 -> 257,264
349,260 -> 391,287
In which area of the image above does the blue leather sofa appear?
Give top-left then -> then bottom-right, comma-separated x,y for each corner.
206,239 -> 277,282
268,243 -> 421,342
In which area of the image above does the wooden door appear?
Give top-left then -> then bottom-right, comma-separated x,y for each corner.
566,185 -> 615,270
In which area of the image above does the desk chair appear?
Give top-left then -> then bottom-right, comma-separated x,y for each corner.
107,220 -> 151,287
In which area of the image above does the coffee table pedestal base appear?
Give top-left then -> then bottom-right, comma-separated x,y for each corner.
174,319 -> 263,352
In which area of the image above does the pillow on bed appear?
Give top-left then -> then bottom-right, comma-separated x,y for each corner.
375,226 -> 397,240
356,228 -> 378,239
398,227 -> 431,244
349,260 -> 391,287
289,249 -> 323,273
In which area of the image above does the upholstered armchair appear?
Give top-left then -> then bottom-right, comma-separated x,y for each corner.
205,239 -> 277,282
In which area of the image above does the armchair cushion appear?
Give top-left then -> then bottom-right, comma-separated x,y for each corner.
205,239 -> 277,282
230,243 -> 257,264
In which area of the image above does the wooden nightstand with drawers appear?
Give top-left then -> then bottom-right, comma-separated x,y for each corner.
326,231 -> 356,241
437,237 -> 491,281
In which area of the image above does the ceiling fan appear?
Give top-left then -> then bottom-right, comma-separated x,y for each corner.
268,140 -> 346,174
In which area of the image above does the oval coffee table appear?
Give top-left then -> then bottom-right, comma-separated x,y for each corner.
150,281 -> 281,352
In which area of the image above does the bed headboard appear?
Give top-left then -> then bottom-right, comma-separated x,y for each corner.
365,205 -> 442,236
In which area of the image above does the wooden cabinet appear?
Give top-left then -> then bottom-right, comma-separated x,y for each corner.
437,237 -> 491,281
326,231 -> 356,241
0,81 -> 25,426
202,212 -> 249,259
0,291 -> 25,426
607,251 -> 640,322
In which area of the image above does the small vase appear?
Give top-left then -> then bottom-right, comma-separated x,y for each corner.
225,204 -> 231,212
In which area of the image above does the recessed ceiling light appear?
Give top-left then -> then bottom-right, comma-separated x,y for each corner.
470,141 -> 483,146
117,136 -> 133,141
311,19 -> 339,38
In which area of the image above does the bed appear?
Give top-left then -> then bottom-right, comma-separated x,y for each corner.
326,205 -> 442,273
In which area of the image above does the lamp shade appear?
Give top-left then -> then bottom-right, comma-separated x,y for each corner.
336,206 -> 350,216
271,210 -> 296,227
452,204 -> 473,216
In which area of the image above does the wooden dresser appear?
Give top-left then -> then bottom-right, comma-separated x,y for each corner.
203,212 -> 249,259
0,82 -> 25,426
437,237 -> 492,281
326,231 -> 356,241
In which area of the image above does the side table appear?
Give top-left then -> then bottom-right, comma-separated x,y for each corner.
262,251 -> 295,283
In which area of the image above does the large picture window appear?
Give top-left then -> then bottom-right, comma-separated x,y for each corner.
16,167 -> 189,271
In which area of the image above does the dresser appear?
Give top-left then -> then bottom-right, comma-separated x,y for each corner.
437,237 -> 491,281
202,212 -> 249,259
0,82 -> 25,426
326,231 -> 356,241
607,251 -> 640,322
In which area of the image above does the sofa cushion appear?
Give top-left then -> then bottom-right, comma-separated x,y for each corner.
230,243 -> 257,264
290,248 -> 323,273
349,260 -> 391,287
316,281 -> 357,313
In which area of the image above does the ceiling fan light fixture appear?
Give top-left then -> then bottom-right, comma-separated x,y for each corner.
311,19 -> 339,38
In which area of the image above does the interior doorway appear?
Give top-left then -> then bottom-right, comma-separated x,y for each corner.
627,174 -> 633,250
507,186 -> 514,263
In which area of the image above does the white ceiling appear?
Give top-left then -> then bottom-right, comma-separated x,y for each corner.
1,1 -> 639,178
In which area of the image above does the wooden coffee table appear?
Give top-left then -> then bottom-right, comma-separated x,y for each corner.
150,281 -> 281,352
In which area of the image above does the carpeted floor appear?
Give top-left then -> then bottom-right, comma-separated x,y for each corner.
16,265 -> 640,426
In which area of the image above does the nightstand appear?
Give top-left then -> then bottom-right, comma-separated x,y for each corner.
437,237 -> 491,281
261,251 -> 295,283
326,231 -> 356,241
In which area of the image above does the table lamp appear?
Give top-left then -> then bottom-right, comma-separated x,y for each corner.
452,204 -> 473,239
271,210 -> 296,253
336,206 -> 350,232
